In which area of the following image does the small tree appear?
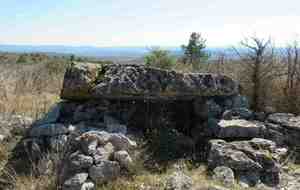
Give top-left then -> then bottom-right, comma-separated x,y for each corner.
181,32 -> 209,70
235,37 -> 281,111
16,54 -> 27,64
70,54 -> 75,62
283,41 -> 300,113
144,48 -> 176,70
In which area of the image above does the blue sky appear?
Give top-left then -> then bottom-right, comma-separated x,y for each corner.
1,0 -> 299,47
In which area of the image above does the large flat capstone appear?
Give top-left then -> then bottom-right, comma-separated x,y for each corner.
61,63 -> 239,100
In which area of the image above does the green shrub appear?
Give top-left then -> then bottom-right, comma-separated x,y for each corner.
144,48 -> 176,70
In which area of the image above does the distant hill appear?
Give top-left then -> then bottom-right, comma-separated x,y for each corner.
0,44 -> 237,60
0,45 -> 161,58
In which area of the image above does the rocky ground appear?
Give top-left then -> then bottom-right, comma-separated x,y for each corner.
1,63 -> 300,190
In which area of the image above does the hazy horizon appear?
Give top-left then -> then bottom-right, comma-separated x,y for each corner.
1,0 -> 300,47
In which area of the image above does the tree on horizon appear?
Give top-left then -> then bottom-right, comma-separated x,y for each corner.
181,32 -> 209,70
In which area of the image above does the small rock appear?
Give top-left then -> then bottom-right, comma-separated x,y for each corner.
81,181 -> 95,190
63,180 -> 95,190
81,131 -> 111,145
109,133 -> 137,151
114,150 -> 133,170
273,148 -> 288,161
63,173 -> 89,188
165,171 -> 193,190
93,142 -> 115,164
255,183 -> 276,190
212,166 -> 235,188
0,134 -> 5,142
80,134 -> 98,155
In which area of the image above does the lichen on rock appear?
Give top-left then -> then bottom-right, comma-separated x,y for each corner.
61,63 -> 239,100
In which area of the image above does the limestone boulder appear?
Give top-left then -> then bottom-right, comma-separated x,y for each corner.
208,138 -> 283,187
60,62 -> 102,100
61,63 -> 239,100
216,119 -> 265,138
208,139 -> 262,171
267,113 -> 295,125
268,113 -> 300,131
265,114 -> 300,146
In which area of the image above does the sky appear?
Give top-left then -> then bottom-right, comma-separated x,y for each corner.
0,0 -> 300,47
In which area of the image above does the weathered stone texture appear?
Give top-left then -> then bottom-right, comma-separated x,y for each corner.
61,63 -> 239,100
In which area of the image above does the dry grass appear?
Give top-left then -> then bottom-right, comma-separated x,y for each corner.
98,163 -> 257,190
0,144 -> 9,173
0,142 -> 58,190
0,59 -> 67,190
8,174 -> 56,190
0,61 -> 66,119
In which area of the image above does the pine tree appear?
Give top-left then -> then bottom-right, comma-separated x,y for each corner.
182,32 -> 208,70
